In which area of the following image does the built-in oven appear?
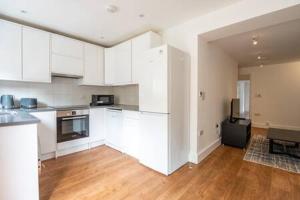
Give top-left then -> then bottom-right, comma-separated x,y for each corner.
56,109 -> 89,143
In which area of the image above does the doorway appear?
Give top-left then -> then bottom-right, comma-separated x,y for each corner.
237,80 -> 250,118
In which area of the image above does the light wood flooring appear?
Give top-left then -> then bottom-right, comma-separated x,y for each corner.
39,128 -> 300,200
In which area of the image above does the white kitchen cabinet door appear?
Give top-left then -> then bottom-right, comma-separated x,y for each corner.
122,111 -> 140,159
105,109 -> 123,151
139,112 -> 168,175
104,47 -> 115,85
89,108 -> 106,146
0,20 -> 22,81
132,32 -> 162,84
22,26 -> 51,83
51,34 -> 84,76
79,44 -> 104,86
51,34 -> 83,58
30,111 -> 56,158
114,40 -> 132,85
139,46 -> 168,113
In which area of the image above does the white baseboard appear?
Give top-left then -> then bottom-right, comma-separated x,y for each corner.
252,122 -> 300,131
40,152 -> 55,161
197,138 -> 221,163
56,144 -> 89,157
188,152 -> 198,164
89,140 -> 105,149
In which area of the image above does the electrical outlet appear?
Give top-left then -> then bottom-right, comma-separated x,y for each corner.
200,130 -> 204,136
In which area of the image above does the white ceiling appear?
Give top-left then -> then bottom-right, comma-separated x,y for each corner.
0,0 -> 240,46
212,19 -> 300,67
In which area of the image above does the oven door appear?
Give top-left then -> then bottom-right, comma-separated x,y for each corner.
57,115 -> 89,143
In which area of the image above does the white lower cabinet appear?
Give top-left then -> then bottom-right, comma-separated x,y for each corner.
122,111 -> 141,159
105,109 -> 123,151
89,108 -> 106,148
30,111 -> 57,161
139,112 -> 169,175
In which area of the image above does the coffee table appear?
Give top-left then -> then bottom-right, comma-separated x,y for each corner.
267,128 -> 300,158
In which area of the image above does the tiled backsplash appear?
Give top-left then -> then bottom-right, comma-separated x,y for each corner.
0,77 -> 139,107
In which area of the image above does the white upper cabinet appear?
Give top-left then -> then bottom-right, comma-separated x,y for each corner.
51,34 -> 84,77
132,31 -> 162,84
104,40 -> 132,85
0,20 -> 22,81
104,47 -> 115,85
22,26 -> 51,83
139,46 -> 168,113
79,43 -> 104,86
114,40 -> 132,85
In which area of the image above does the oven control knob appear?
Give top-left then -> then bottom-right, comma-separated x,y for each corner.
72,111 -> 76,115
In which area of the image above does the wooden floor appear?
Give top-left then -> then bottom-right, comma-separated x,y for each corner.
40,128 -> 300,200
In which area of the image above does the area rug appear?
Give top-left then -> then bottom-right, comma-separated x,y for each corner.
243,135 -> 300,174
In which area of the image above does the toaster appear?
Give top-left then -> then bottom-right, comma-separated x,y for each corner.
20,98 -> 38,109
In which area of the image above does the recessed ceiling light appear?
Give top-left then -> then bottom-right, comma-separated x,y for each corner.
257,55 -> 261,60
105,5 -> 118,13
252,38 -> 258,45
20,10 -> 27,14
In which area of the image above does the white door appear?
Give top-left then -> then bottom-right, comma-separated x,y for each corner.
30,111 -> 56,156
89,108 -> 106,145
80,44 -> 104,85
105,110 -> 123,151
132,32 -> 162,83
22,26 -> 51,83
104,47 -> 115,85
139,46 -> 168,113
122,111 -> 140,159
0,20 -> 22,81
139,112 -> 168,175
114,40 -> 132,84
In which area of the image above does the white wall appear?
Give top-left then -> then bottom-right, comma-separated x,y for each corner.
239,61 -> 300,130
197,39 -> 238,161
163,0 -> 300,163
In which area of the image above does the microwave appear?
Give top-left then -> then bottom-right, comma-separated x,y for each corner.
90,95 -> 114,106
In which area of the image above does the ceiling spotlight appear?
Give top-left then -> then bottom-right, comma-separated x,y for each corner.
105,5 -> 118,13
252,38 -> 258,46
257,55 -> 261,60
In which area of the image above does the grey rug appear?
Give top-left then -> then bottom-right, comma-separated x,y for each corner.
243,135 -> 300,174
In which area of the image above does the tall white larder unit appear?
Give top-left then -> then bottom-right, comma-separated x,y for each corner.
139,45 -> 189,175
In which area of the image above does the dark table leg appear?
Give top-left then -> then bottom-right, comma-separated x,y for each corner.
269,139 -> 274,154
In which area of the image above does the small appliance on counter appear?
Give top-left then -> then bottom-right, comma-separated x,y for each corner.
90,95 -> 114,106
0,95 -> 15,109
20,98 -> 38,109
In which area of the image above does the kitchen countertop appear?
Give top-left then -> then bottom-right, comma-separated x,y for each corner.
90,104 -> 139,112
0,110 -> 40,127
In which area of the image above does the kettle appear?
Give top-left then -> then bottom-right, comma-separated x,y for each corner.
0,95 -> 15,109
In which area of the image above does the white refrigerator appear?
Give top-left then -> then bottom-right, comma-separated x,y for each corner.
139,45 -> 189,175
